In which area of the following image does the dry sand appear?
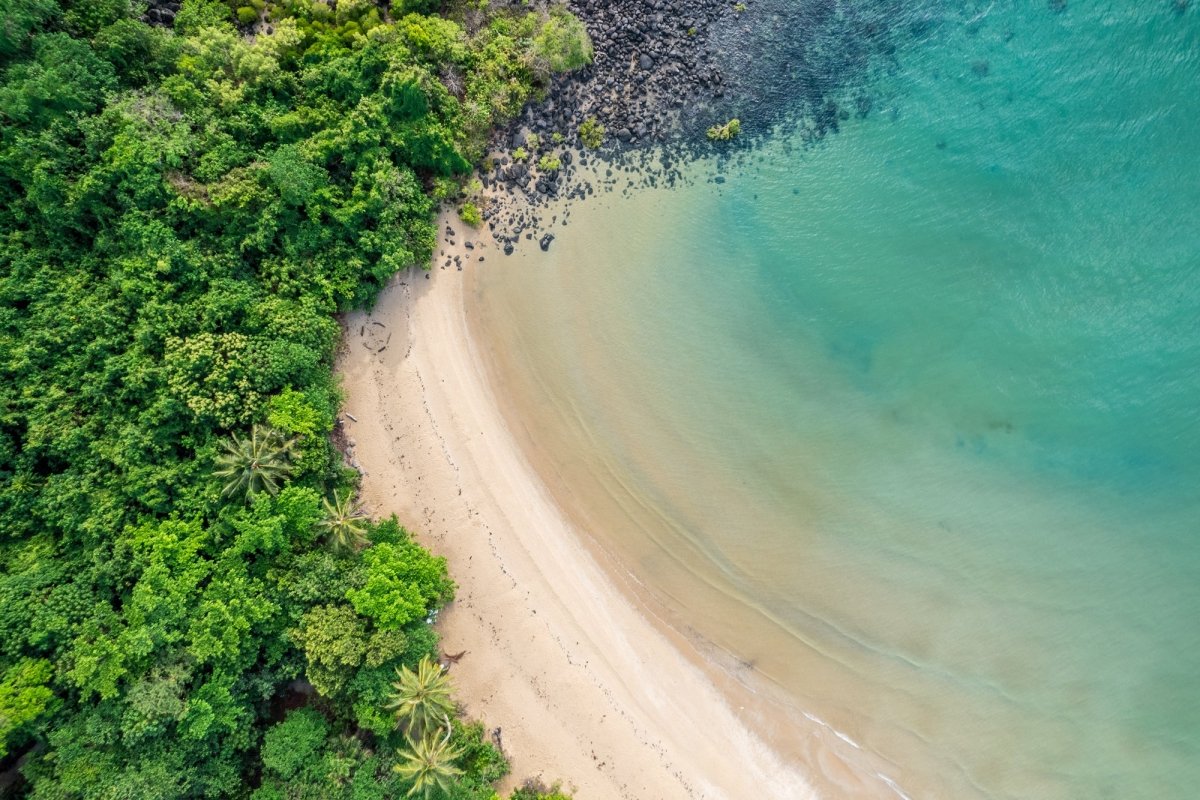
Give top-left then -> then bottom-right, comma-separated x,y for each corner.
336,212 -> 817,799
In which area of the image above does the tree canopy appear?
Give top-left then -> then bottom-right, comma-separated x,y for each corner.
0,0 -> 589,795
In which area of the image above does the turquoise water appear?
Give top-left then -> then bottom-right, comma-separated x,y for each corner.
476,3 -> 1200,797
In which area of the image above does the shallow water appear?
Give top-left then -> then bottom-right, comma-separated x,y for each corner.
471,2 -> 1200,797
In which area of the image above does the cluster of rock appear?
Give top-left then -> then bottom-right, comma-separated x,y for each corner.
474,0 -> 900,253
477,0 -> 749,251
539,0 -> 739,148
142,0 -> 183,27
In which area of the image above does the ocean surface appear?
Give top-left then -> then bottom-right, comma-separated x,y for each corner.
470,2 -> 1200,798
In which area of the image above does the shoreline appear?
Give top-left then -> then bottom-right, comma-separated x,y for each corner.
337,211 -> 817,798
456,177 -> 920,800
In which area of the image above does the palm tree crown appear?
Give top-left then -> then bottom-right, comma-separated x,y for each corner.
385,657 -> 455,738
213,424 -> 297,501
318,489 -> 369,552
392,726 -> 462,800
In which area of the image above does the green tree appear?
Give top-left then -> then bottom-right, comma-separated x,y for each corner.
0,658 -> 55,758
393,725 -> 463,799
291,604 -> 367,697
261,708 -> 330,781
345,532 -> 454,629
385,656 -> 454,738
214,425 -> 298,500
319,489 -> 369,552
0,0 -> 58,61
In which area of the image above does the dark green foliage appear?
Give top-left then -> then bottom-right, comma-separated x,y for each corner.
0,0 -> 59,61
449,721 -> 510,792
260,708 -> 329,780
62,0 -> 130,36
93,19 -> 179,87
0,0 -> 586,795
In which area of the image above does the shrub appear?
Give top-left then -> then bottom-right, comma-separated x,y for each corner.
524,132 -> 540,150
512,146 -> 528,160
706,118 -> 741,141
431,177 -> 461,201
261,709 -> 329,780
537,153 -> 561,172
511,779 -> 573,800
530,7 -> 592,75
578,117 -> 604,149
459,202 -> 482,227
236,5 -> 259,24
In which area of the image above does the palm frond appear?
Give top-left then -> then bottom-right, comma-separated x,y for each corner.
213,424 -> 297,501
318,489 -> 369,552
385,657 -> 455,739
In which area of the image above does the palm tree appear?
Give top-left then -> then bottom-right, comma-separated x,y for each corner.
213,424 -> 297,501
392,724 -> 462,800
318,490 -> 368,552
385,657 -> 455,738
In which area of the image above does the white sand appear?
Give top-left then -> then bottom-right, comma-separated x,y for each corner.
336,213 -> 817,799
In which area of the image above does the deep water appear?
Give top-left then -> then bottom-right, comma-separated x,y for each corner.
476,2 -> 1200,797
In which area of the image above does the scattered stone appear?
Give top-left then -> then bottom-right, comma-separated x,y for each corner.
479,0 -> 909,254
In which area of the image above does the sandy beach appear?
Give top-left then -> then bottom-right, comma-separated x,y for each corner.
336,212 -> 816,799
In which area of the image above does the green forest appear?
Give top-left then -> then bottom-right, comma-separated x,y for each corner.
0,0 -> 589,795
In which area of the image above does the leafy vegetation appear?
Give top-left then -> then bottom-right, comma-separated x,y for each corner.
458,201 -> 483,227
510,779 -> 575,800
393,727 -> 464,799
706,117 -> 742,140
319,489 -> 370,552
215,425 -> 299,501
0,0 -> 588,795
536,153 -> 561,172
577,116 -> 604,149
386,656 -> 457,738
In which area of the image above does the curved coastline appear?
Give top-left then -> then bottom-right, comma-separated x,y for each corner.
336,211 -> 818,799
